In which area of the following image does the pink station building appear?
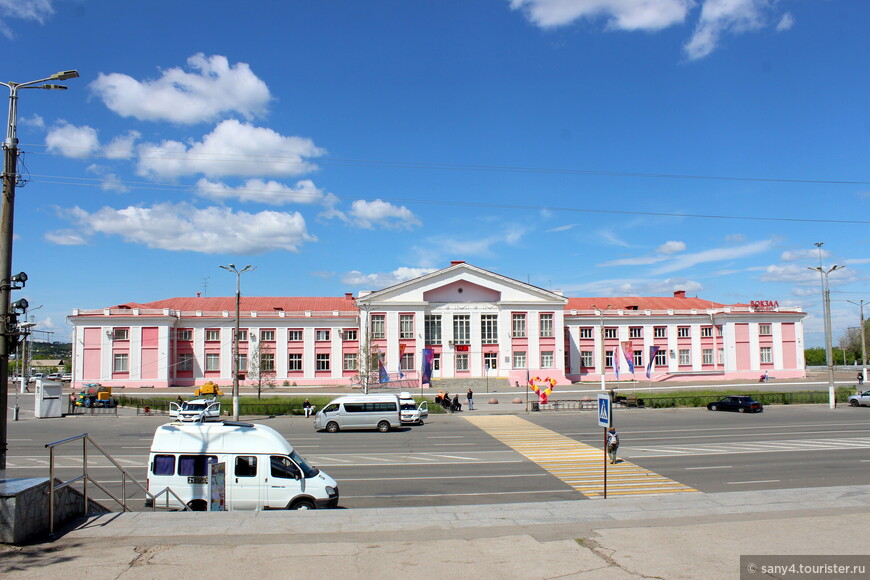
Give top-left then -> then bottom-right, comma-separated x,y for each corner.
68,261 -> 807,389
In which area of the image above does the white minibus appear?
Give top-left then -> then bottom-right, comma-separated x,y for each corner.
313,394 -> 401,432
147,420 -> 338,511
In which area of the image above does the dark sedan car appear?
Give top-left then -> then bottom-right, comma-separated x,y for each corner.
706,396 -> 763,413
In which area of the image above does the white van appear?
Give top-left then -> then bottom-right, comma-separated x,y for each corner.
314,394 -> 401,433
399,392 -> 428,425
147,420 -> 338,511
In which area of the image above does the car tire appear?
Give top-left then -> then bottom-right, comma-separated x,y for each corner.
851,400 -> 859,407
325,421 -> 339,433
377,420 -> 391,433
738,408 -> 746,413
290,499 -> 315,510
709,404 -> 718,411
187,499 -> 207,511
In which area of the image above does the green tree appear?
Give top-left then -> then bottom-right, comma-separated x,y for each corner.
804,347 -> 826,366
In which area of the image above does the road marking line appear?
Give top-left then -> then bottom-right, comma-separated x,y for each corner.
465,415 -> 697,499
727,480 -> 780,485
685,466 -> 733,470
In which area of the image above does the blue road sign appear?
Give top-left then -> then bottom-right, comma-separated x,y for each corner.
597,394 -> 612,428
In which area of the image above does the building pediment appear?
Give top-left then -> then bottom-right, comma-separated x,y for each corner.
356,262 -> 567,306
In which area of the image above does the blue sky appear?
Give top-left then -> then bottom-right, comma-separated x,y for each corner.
2,0 -> 868,348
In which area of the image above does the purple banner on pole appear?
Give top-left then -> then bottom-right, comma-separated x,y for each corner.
647,346 -> 661,379
421,349 -> 434,384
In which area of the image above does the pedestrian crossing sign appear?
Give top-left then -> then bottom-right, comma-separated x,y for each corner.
597,394 -> 612,428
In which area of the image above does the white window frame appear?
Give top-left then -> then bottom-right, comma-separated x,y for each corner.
399,315 -> 414,339
579,327 -> 593,339
113,328 -> 129,341
400,353 -> 414,371
425,315 -> 441,345
604,327 -> 617,339
481,314 -> 498,344
759,324 -> 772,336
580,351 -> 593,367
677,327 -> 690,338
512,313 -> 526,338
316,329 -> 330,341
176,329 -> 192,341
702,348 -> 714,364
483,352 -> 498,370
701,327 -> 713,337
260,352 -> 275,372
455,353 -> 469,371
453,315 -> 470,345
654,327 -> 667,338
760,346 -> 772,364
343,329 -> 357,341
178,353 -> 193,371
512,351 -> 526,369
288,353 -> 303,371
540,313 -> 554,338
113,353 -> 129,372
343,353 -> 357,371
288,329 -> 303,342
371,315 -> 386,339
260,330 -> 275,342
629,327 -> 642,339
316,353 -> 330,371
205,353 -> 220,372
205,329 -> 220,341
679,349 -> 691,365
541,351 -> 554,368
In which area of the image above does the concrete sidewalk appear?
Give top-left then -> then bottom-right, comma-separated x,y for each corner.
2,484 -> 869,579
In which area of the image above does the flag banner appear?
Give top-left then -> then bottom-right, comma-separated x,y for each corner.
613,351 -> 619,381
398,343 -> 407,377
620,341 -> 635,374
421,349 -> 434,384
647,346 -> 661,379
378,352 -> 390,383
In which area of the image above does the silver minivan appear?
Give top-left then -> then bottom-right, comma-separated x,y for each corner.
314,394 -> 401,433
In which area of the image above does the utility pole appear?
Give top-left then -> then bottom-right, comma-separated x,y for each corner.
220,264 -> 254,420
0,70 -> 78,471
847,299 -> 867,385
809,257 -> 844,410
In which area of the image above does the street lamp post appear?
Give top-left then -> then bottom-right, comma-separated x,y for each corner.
809,261 -> 844,409
592,304 -> 612,392
846,300 -> 867,385
220,264 -> 254,421
0,70 -> 78,471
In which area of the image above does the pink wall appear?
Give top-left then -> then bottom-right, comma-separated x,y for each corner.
141,327 -> 159,379
82,327 -> 102,379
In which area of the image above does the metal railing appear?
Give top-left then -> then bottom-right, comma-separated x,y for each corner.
45,433 -> 190,535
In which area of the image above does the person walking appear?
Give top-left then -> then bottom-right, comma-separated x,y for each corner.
466,388 -> 474,411
607,427 -> 620,464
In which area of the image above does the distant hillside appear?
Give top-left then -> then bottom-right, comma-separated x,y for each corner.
31,341 -> 72,360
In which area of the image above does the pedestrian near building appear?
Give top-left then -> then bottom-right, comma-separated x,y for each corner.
467,388 -> 474,410
303,399 -> 313,418
607,427 -> 619,464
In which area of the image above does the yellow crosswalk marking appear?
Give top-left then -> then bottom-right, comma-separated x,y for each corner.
465,415 -> 697,499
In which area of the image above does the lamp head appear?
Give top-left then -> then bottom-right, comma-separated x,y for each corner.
11,298 -> 29,312
11,272 -> 27,284
51,70 -> 79,81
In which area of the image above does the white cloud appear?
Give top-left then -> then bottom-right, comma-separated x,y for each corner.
547,223 -> 578,232
684,0 -> 769,61
781,248 -> 828,262
60,202 -> 315,254
563,277 -> 703,296
341,267 -> 436,288
657,240 -> 686,254
45,122 -> 100,158
21,114 -> 44,129
348,199 -> 422,230
105,131 -> 141,160
776,12 -> 794,32
598,255 -> 667,267
0,0 -> 53,39
510,0 -> 692,31
136,119 -> 325,179
759,264 -> 819,285
196,178 -> 331,206
44,229 -> 88,246
651,238 -> 774,274
90,54 -> 271,124
597,229 -> 630,247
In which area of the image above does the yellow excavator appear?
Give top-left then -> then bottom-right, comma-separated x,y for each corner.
193,381 -> 223,397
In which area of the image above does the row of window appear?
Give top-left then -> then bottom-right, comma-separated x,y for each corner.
578,324 -> 772,339
576,346 -> 773,368
417,313 -> 556,344
112,352 -> 420,374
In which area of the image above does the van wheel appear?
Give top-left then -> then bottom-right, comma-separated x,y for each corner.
325,421 -> 339,433
851,400 -> 859,407
290,499 -> 315,510
187,499 -> 207,511
377,420 -> 390,433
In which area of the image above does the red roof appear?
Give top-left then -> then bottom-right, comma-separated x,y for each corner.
115,296 -> 358,312
565,295 -> 726,312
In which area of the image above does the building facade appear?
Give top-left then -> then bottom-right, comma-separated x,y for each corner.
67,261 -> 806,388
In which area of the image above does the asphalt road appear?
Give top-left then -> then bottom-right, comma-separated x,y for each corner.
4,395 -> 870,510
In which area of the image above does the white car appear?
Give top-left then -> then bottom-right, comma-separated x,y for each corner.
399,392 -> 428,425
848,391 -> 870,407
170,398 -> 222,422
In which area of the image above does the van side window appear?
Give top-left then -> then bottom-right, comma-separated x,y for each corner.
179,455 -> 217,476
270,456 -> 300,480
322,403 -> 340,413
345,402 -> 397,413
153,455 -> 175,476
235,456 -> 257,477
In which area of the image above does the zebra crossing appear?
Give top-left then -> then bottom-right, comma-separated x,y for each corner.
465,415 -> 697,499
629,437 -> 870,458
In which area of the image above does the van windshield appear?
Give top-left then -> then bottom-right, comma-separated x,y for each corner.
289,450 -> 319,478
400,402 -> 416,410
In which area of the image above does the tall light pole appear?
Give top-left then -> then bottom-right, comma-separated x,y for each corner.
0,70 -> 78,471
220,264 -> 254,420
846,300 -> 867,385
592,304 -> 612,392
809,261 -> 844,409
